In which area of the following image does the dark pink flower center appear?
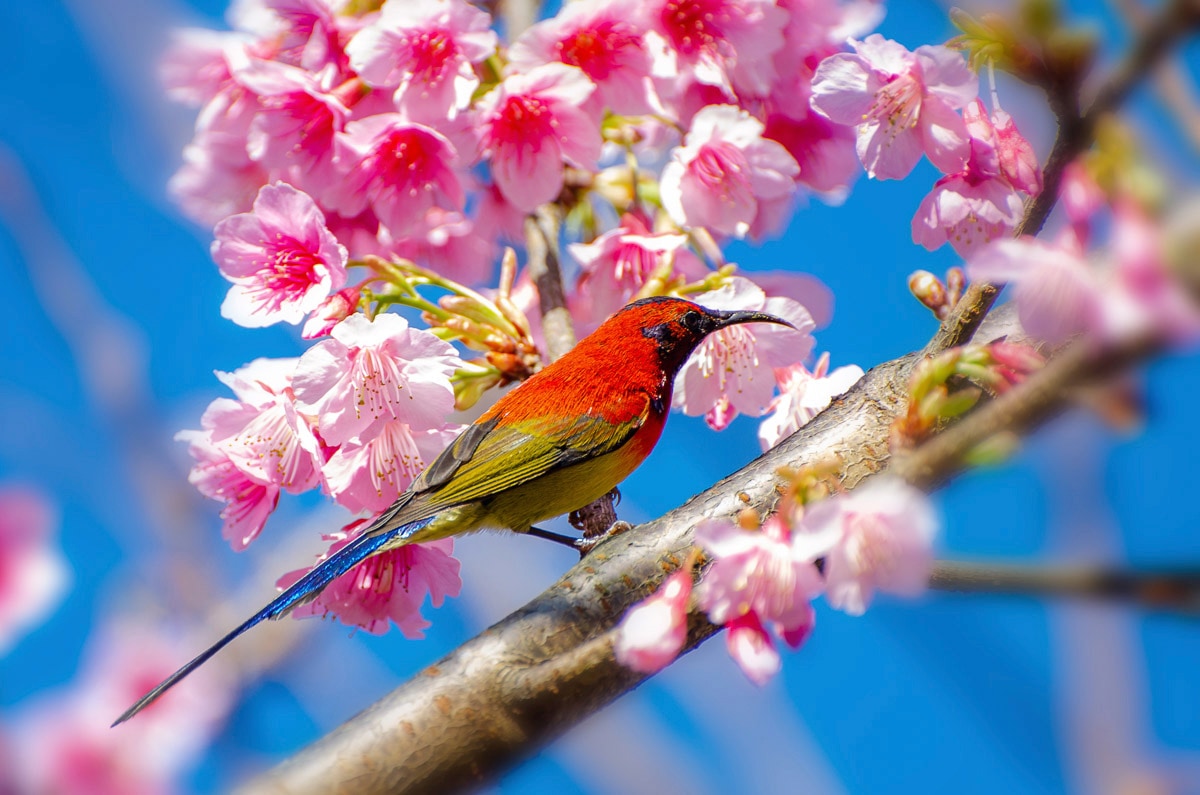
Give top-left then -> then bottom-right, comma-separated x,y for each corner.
369,128 -> 443,193
556,21 -> 638,80
407,27 -> 457,82
492,94 -> 554,155
661,0 -> 728,57
259,236 -> 322,301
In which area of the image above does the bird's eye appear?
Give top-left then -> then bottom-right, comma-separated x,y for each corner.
681,310 -> 703,331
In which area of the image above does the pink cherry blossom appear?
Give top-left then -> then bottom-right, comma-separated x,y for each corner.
323,420 -> 462,514
203,357 -> 322,498
278,521 -> 462,636
614,569 -> 692,674
0,487 -> 68,654
1107,201 -> 1200,343
508,0 -> 655,116
212,182 -> 348,328
234,58 -> 351,201
811,34 -> 977,180
911,135 -> 1025,257
346,0 -> 497,122
644,0 -> 787,99
176,428 -> 281,551
674,277 -> 815,430
758,353 -> 864,449
476,63 -> 603,212
724,613 -> 782,685
330,114 -> 466,238
763,102 -> 859,199
160,28 -> 261,108
569,212 -> 706,328
292,313 -> 463,447
261,0 -> 348,74
989,108 -> 1042,196
168,131 -> 268,226
797,478 -> 938,616
694,515 -> 824,682
966,236 -> 1103,345
660,105 -> 800,238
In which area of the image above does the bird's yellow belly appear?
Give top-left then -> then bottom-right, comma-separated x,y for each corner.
480,443 -> 644,533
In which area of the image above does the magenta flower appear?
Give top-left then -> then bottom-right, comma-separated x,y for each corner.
811,34 -> 976,180
645,0 -> 787,98
674,277 -> 815,430
0,487 -> 68,654
660,105 -> 799,238
797,478 -> 938,616
911,136 -> 1025,257
476,63 -> 603,212
330,114 -> 466,238
278,521 -> 462,636
614,569 -> 693,674
292,313 -> 463,447
323,420 -> 462,514
212,182 -> 348,328
758,353 -> 864,450
203,357 -> 322,496
177,428 -> 281,551
569,212 -> 704,328
346,0 -> 497,122
235,58 -> 350,201
385,207 -> 497,288
508,0 -> 655,116
694,515 -> 824,683
989,107 -> 1042,196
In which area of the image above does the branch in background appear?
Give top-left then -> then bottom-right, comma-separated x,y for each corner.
928,0 -> 1200,355
524,205 -> 577,361
930,560 -> 1200,614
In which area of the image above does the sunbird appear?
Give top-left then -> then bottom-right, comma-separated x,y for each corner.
114,296 -> 791,725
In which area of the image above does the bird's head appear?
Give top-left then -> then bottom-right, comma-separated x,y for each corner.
605,296 -> 794,375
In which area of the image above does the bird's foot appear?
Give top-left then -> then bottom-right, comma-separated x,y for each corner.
575,520 -> 632,556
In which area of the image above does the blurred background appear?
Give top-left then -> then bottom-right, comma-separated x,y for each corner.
1,0 -> 1199,792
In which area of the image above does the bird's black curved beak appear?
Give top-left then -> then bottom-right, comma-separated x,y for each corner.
708,309 -> 794,330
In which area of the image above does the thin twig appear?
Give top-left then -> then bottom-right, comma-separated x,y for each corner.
930,560 -> 1200,614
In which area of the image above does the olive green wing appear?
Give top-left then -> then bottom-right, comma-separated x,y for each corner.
410,404 -> 649,508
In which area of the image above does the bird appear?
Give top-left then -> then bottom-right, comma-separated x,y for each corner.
113,296 -> 792,725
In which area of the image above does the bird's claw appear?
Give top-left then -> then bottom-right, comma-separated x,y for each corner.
575,520 -> 632,555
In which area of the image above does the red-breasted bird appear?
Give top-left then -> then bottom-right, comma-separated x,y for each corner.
114,296 -> 791,725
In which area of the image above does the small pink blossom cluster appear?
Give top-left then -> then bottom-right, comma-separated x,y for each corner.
615,478 -> 938,682
179,312 -> 465,633
966,165 -> 1200,346
2,624 -> 231,794
810,36 -> 1042,257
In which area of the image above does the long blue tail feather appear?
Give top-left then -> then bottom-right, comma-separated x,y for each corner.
112,515 -> 436,726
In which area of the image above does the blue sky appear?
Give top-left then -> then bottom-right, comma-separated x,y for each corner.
1,1 -> 1198,792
